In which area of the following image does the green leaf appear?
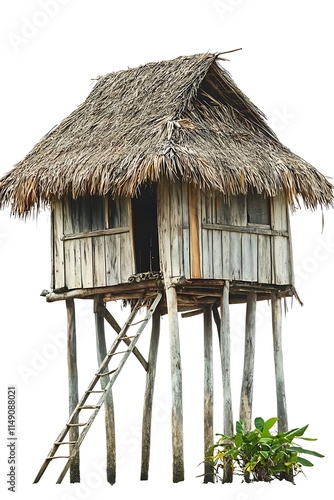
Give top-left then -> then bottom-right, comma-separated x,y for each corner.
234,433 -> 243,447
236,420 -> 245,435
284,425 -> 309,440
297,457 -> 314,467
259,437 -> 272,444
264,417 -> 278,431
254,417 -> 265,431
286,446 -> 324,458
260,451 -> 268,459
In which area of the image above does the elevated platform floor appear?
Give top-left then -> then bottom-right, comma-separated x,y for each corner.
42,274 -> 297,314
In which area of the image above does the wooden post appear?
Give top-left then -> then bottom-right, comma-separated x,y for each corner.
165,279 -> 184,483
203,306 -> 214,483
239,292 -> 257,431
66,298 -> 80,483
189,185 -> 201,278
271,293 -> 288,433
220,281 -> 233,483
94,296 -> 116,484
141,309 -> 161,480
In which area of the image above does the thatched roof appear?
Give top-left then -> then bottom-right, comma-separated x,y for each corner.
1,52 -> 333,216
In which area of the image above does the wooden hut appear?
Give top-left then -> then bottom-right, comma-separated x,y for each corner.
0,52 -> 332,484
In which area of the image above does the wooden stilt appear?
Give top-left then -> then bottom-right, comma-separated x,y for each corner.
239,292 -> 257,431
94,296 -> 116,484
203,306 -> 214,483
212,304 -> 221,343
271,293 -> 288,433
66,298 -> 80,483
165,279 -> 184,483
140,309 -> 161,480
220,281 -> 233,483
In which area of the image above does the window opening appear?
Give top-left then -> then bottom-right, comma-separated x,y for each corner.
247,193 -> 271,226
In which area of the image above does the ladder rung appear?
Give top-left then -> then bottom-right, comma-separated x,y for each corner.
46,456 -> 70,460
55,441 -> 76,445
128,319 -> 146,326
79,405 -> 99,410
67,423 -> 87,427
119,335 -> 137,340
109,350 -> 128,356
86,390 -> 105,393
97,368 -> 117,377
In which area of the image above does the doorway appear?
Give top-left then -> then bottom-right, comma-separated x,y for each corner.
132,184 -> 160,273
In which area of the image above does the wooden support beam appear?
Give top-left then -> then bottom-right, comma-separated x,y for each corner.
212,305 -> 221,342
96,302 -> 148,371
271,293 -> 288,433
203,306 -> 214,483
239,292 -> 257,432
220,282 -> 233,483
140,309 -> 161,480
94,296 -> 116,484
165,279 -> 184,483
66,299 -> 80,483
189,185 -> 201,278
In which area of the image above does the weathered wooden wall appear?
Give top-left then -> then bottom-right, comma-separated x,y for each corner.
52,182 -> 293,292
52,196 -> 134,290
158,181 -> 293,285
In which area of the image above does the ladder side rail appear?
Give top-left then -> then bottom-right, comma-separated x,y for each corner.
56,293 -> 162,484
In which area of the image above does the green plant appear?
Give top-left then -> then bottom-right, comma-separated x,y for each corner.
205,417 -> 324,484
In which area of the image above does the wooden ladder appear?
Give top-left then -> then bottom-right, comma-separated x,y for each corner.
33,291 -> 162,484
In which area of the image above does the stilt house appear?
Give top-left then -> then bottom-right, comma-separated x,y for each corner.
0,53 -> 332,484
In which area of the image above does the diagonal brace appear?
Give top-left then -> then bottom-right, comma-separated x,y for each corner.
96,303 -> 148,371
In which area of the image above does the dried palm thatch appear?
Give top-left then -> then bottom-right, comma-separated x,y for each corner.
0,52 -> 333,216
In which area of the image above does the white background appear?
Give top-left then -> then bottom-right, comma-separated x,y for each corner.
1,1 -> 333,499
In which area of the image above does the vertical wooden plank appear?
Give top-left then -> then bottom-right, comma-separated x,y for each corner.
170,181 -> 182,277
212,230 -> 223,279
239,292 -> 257,431
63,198 -> 82,290
272,192 -> 287,230
94,296 -> 116,484
165,278 -> 184,483
258,235 -> 272,284
157,179 -> 172,278
273,236 -> 290,284
50,205 -> 55,290
271,293 -> 288,433
105,234 -> 118,286
241,233 -> 258,282
52,200 -> 65,289
231,194 -> 247,226
181,181 -> 190,279
201,191 -> 213,279
189,184 -> 201,278
220,281 -> 233,483
272,193 -> 292,285
71,198 -> 83,290
215,191 -> 223,224
285,205 -> 295,285
201,192 -> 209,279
141,310 -> 161,480
222,231 -> 231,280
66,298 -> 80,483
203,306 -> 214,483
92,236 -> 106,287
120,198 -> 134,283
81,237 -> 94,288
229,232 -> 242,280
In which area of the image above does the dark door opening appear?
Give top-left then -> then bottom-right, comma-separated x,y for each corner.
132,184 -> 160,273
